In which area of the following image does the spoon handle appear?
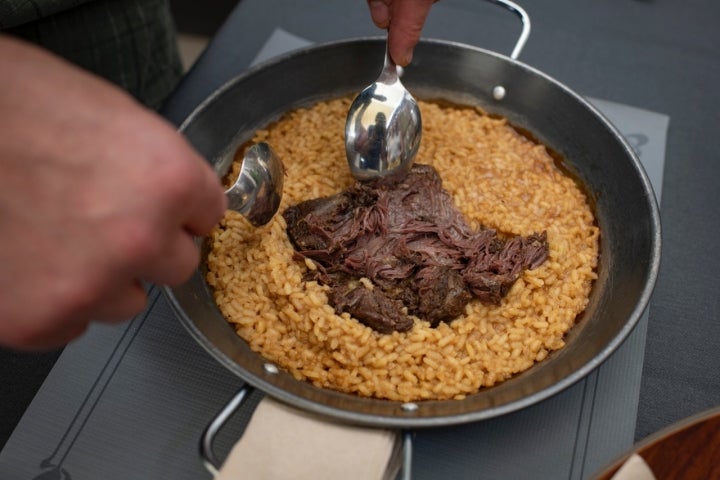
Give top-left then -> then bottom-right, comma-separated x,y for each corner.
378,39 -> 399,83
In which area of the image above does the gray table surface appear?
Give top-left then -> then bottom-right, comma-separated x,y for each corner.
1,0 -> 719,477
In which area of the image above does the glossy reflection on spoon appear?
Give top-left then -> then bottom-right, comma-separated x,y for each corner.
225,142 -> 284,227
345,43 -> 422,182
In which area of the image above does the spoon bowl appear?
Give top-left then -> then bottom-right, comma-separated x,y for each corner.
225,142 -> 284,226
345,44 -> 422,182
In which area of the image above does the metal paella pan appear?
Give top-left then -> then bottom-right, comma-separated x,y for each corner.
163,0 -> 661,472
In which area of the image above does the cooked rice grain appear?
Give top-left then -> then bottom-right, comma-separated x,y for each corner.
205,98 -> 599,401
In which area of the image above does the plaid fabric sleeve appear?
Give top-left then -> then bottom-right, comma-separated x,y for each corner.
2,0 -> 184,110
0,0 -> 95,29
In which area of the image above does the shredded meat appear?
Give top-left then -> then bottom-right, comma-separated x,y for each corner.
283,164 -> 549,333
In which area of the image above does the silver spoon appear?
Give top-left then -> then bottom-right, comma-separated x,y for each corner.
345,40 -> 422,182
225,142 -> 285,226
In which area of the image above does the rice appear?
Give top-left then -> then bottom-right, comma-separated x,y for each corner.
205,97 -> 599,402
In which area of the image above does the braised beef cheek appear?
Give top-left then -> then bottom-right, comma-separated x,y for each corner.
282,164 -> 549,333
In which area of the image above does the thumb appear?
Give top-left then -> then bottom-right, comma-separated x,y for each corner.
387,0 -> 435,66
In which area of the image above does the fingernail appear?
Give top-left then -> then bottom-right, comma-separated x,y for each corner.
398,48 -> 413,67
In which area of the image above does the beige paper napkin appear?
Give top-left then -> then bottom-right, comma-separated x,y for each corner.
609,454 -> 657,480
215,397 -> 400,480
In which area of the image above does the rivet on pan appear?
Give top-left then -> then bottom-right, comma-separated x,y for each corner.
263,363 -> 279,374
400,402 -> 419,413
492,85 -> 506,100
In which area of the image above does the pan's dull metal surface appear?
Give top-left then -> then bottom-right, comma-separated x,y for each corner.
164,38 -> 661,429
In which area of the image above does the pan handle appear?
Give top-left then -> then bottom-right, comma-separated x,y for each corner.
200,383 -> 256,476
484,0 -> 531,60
200,384 -> 415,479
400,430 -> 414,480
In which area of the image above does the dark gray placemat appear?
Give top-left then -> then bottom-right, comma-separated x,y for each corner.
0,25 -> 668,480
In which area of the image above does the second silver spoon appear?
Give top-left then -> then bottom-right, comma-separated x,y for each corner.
225,142 -> 284,227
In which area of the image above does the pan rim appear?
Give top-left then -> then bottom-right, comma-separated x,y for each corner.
164,37 -> 662,428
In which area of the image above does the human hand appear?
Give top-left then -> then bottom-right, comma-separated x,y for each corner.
367,0 -> 436,66
0,36 -> 227,350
